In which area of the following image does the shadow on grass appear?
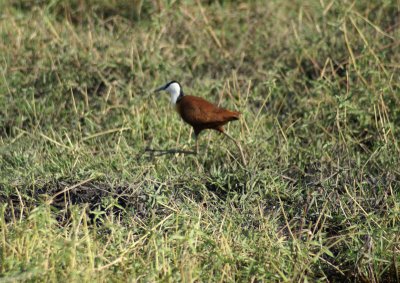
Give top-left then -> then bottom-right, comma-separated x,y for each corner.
144,148 -> 197,157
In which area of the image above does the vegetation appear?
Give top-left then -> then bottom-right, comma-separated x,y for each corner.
1,0 -> 399,281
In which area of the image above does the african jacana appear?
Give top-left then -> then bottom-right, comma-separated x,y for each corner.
154,81 -> 246,165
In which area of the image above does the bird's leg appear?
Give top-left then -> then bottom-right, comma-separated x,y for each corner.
223,132 -> 247,166
192,131 -> 199,154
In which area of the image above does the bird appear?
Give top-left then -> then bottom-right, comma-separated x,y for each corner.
154,81 -> 246,165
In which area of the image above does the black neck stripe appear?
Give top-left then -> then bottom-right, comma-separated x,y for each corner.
176,91 -> 184,102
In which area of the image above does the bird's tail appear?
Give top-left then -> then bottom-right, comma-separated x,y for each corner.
225,110 -> 241,121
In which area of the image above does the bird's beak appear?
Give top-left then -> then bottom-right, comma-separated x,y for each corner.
154,84 -> 167,93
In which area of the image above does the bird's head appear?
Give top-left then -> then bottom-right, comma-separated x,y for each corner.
154,81 -> 184,106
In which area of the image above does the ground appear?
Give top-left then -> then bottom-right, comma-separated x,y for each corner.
0,0 -> 399,282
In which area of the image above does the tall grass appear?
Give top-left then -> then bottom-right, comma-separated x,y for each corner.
1,0 -> 399,281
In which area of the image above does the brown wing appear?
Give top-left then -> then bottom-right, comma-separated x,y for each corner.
178,95 -> 239,127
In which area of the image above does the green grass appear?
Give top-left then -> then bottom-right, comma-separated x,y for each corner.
1,0 -> 399,281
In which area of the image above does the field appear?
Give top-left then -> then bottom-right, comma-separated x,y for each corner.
1,0 -> 399,281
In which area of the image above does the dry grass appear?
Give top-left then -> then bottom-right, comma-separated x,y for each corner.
1,0 -> 400,282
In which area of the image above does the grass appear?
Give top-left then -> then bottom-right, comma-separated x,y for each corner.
0,0 -> 399,281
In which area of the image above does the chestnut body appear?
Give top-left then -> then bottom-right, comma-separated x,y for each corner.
176,95 -> 240,136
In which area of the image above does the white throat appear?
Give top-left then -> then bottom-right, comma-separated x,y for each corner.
165,83 -> 181,106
